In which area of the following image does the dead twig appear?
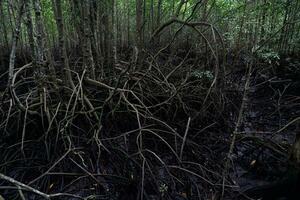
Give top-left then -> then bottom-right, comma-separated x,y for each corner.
0,172 -> 83,199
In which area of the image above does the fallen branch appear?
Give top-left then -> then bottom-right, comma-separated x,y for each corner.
0,173 -> 83,199
221,61 -> 253,198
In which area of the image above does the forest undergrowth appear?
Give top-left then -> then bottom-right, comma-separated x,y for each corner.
0,0 -> 300,199
1,43 -> 299,200
0,44 -> 235,199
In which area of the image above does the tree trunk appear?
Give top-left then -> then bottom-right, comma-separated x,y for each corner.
52,0 -> 74,88
8,1 -> 25,87
112,0 -> 117,66
150,0 -> 154,33
24,0 -> 36,68
83,0 -> 95,79
156,0 -> 162,45
33,0 -> 44,66
136,0 -> 143,51
127,0 -> 130,47
0,1 -> 9,49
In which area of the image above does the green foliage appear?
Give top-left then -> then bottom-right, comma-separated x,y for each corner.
41,0 -> 57,36
0,0 -> 299,54
191,70 -> 214,80
159,183 -> 168,195
257,49 -> 280,64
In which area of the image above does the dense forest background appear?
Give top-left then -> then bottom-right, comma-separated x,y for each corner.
0,0 -> 300,200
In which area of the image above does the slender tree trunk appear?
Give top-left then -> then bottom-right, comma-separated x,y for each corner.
142,0 -> 146,42
150,0 -> 154,32
112,0 -> 117,66
51,0 -> 74,88
7,0 -> 16,33
103,12 -> 110,65
0,1 -> 9,49
136,0 -> 143,52
202,0 -> 209,21
8,1 -> 25,87
71,0 -> 83,52
33,0 -> 47,74
90,0 -> 101,75
260,0 -> 267,43
83,0 -> 95,79
287,0 -> 299,53
235,0 -> 247,53
24,0 -> 36,67
279,0 -> 291,53
127,0 -> 130,47
156,0 -> 162,45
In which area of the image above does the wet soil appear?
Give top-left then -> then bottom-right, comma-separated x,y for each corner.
231,60 -> 300,199
0,54 -> 299,200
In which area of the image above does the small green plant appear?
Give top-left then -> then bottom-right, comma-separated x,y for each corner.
159,183 -> 168,196
257,49 -> 280,65
190,70 -> 214,80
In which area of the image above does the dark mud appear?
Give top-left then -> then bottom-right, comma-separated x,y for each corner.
0,55 -> 299,200
231,57 -> 300,200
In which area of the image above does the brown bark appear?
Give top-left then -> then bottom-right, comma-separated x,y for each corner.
8,1 -> 25,86
136,0 -> 143,51
24,0 -> 36,67
83,0 -> 95,79
51,0 -> 74,88
0,1 -> 9,49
